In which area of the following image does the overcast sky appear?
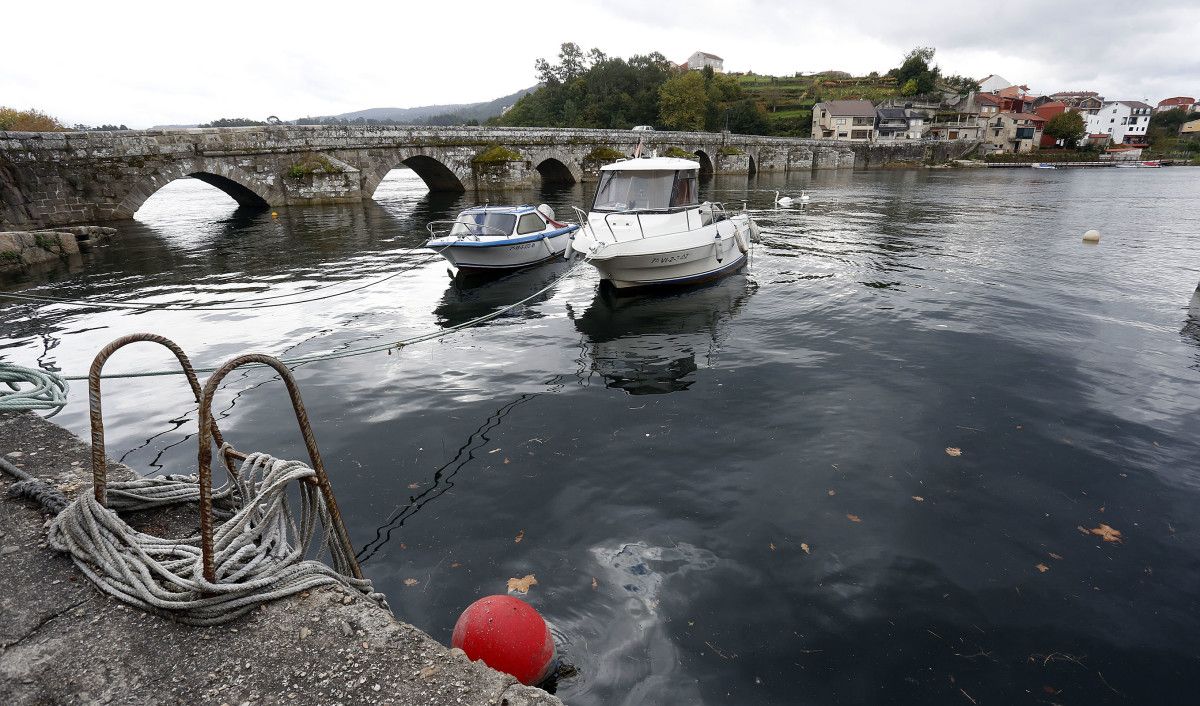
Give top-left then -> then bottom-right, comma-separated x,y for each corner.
4,0 -> 1197,128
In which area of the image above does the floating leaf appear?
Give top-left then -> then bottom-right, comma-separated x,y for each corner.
489,448 -> 502,454
503,457 -> 511,465
912,495 -> 925,502
768,542 -> 777,551
1049,552 -> 1063,560
1088,524 -> 1123,543
403,578 -> 419,586
800,543 -> 811,554
450,562 -> 461,568
514,529 -> 525,544
1035,563 -> 1050,573
827,489 -> 836,496
945,447 -> 962,457
591,577 -> 599,590
847,514 -> 862,523
407,483 -> 420,489
507,574 -> 538,593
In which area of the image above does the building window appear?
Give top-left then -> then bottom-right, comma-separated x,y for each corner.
835,118 -> 846,125
851,129 -> 870,140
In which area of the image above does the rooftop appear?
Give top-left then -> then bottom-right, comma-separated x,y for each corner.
1115,100 -> 1154,110
600,156 -> 700,171
817,100 -> 877,117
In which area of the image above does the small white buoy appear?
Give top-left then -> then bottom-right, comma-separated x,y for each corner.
1082,229 -> 1100,244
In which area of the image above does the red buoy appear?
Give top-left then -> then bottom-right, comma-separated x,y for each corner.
451,595 -> 556,685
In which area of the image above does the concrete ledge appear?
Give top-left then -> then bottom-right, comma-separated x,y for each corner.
0,411 -> 562,706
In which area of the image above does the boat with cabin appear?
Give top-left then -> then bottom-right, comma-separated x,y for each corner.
568,157 -> 760,289
426,205 -> 578,272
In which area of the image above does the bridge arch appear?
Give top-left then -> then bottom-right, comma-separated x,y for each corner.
747,154 -> 758,176
533,156 -> 580,185
116,159 -> 276,219
364,151 -> 467,196
693,150 -> 715,177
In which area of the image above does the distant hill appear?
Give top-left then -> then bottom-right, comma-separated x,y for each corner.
312,85 -> 537,125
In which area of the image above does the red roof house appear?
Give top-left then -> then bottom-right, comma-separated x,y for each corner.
1156,96 -> 1196,113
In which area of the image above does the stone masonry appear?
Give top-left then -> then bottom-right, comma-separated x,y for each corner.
0,125 -> 980,229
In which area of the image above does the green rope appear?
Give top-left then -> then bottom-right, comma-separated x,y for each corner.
0,362 -> 69,416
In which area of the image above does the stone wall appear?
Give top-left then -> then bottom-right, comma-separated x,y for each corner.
0,125 -> 980,228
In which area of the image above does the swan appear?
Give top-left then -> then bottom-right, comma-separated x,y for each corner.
799,190 -> 811,203
774,191 -> 794,207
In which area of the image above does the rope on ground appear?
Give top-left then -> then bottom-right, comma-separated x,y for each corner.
1,456 -> 70,514
0,362 -> 69,416
62,253 -> 594,381
47,446 -> 386,626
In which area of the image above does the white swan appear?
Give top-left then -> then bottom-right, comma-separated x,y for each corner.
774,190 -> 794,207
799,190 -> 811,203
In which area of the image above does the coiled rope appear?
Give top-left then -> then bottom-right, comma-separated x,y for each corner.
0,362 -> 69,416
47,446 -> 385,625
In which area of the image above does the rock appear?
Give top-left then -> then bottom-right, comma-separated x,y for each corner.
299,627 -> 312,640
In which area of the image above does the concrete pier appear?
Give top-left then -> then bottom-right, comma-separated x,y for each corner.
0,410 -> 562,706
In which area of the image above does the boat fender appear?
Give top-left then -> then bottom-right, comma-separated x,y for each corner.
713,232 -> 723,264
734,226 -> 749,254
564,234 -> 575,260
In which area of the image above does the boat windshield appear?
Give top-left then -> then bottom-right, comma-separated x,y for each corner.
593,170 -> 698,212
449,212 -> 517,237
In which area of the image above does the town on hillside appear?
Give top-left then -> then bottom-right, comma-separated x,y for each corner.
811,74 -> 1199,158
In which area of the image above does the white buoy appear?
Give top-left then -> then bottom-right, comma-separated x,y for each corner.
1082,229 -> 1101,244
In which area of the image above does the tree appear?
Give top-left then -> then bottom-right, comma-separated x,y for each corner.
658,71 -> 708,131
1043,111 -> 1086,148
0,107 -> 65,131
893,46 -> 941,96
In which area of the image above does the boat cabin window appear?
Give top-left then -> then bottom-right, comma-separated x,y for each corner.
516,212 -> 546,235
450,212 -> 516,237
593,169 -> 699,212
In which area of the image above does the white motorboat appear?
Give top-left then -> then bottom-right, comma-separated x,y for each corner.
568,157 -> 760,290
427,204 -> 579,272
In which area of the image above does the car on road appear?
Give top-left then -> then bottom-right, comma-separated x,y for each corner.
631,125 -> 655,131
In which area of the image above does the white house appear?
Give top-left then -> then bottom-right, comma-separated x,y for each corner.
686,51 -> 724,72
978,74 -> 1011,93
1084,101 -> 1153,145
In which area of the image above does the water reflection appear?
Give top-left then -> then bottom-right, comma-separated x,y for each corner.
569,274 -> 755,395
433,259 -> 575,329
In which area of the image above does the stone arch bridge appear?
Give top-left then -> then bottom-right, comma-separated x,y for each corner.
0,125 -> 977,228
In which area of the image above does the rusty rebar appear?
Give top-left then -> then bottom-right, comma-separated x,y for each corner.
88,333 -> 225,506
196,354 -> 362,583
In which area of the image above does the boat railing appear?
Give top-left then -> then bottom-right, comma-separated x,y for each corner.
425,220 -> 510,242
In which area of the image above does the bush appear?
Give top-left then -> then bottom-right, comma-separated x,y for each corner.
585,146 -> 625,161
0,107 -> 66,132
663,146 -> 694,159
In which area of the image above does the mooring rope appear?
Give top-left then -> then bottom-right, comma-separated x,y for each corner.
0,246 -> 448,312
0,362 -> 69,416
58,253 -> 594,381
46,446 -> 385,625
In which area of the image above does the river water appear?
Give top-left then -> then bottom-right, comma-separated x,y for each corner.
3,166 -> 1199,704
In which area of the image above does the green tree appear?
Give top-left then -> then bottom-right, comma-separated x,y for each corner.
659,71 -> 708,131
893,46 -> 941,96
1043,111 -> 1086,148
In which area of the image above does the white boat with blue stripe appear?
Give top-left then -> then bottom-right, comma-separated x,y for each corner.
427,204 -> 579,272
569,157 -> 759,290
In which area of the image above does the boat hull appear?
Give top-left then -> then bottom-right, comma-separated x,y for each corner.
434,229 -> 573,272
579,215 -> 755,289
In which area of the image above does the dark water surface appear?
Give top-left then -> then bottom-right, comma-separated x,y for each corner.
3,167 -> 1200,704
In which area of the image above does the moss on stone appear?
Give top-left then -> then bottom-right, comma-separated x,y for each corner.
584,146 -> 625,161
286,156 -> 342,179
718,145 -> 744,156
472,145 -> 524,163
663,147 -> 694,159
